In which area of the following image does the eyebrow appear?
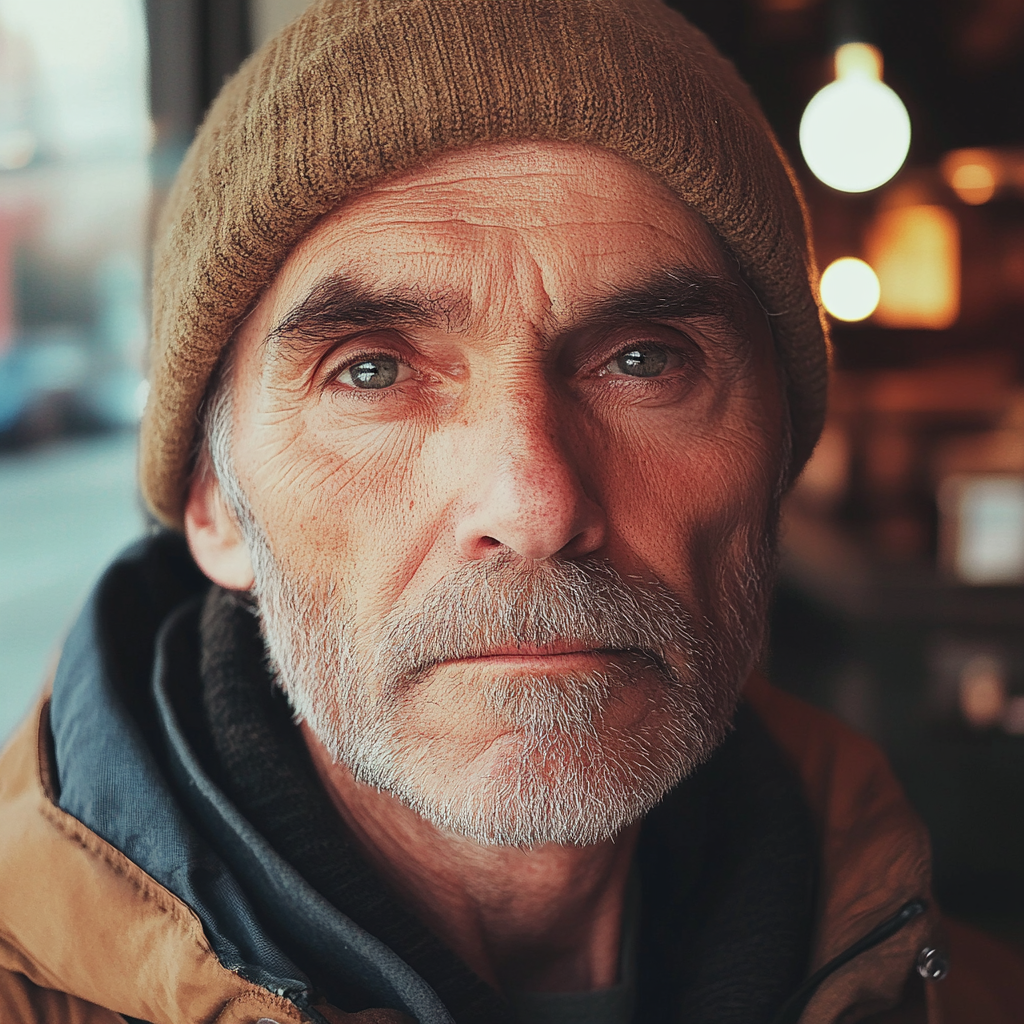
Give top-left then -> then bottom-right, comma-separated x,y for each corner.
266,275 -> 465,357
571,266 -> 750,334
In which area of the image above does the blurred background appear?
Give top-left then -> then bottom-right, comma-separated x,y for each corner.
0,0 -> 1022,949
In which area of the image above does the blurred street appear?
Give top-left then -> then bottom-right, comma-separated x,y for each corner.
0,430 -> 143,742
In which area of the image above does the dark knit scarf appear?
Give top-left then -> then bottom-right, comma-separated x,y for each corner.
185,586 -> 816,1024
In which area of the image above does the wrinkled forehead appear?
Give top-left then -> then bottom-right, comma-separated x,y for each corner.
247,140 -> 749,337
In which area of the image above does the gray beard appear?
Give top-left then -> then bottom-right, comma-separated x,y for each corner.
241,518 -> 778,848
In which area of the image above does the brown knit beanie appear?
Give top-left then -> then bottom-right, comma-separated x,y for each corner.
144,0 -> 829,528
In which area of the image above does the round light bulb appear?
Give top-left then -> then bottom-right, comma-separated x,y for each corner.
799,55 -> 911,193
819,257 -> 880,321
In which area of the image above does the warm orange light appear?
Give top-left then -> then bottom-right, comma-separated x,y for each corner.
866,205 -> 960,329
949,163 -> 996,204
941,150 -> 1000,205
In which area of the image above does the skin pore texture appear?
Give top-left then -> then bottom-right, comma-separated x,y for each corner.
185,141 -> 787,995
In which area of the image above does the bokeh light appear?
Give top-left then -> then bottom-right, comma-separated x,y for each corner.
959,655 -> 1007,729
799,43 -> 911,193
950,164 -> 996,204
941,150 -> 1000,205
866,205 -> 960,329
819,257 -> 881,321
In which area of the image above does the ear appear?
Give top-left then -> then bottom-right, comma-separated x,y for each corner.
184,468 -> 255,590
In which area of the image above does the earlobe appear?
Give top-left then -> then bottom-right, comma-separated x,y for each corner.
183,470 -> 256,590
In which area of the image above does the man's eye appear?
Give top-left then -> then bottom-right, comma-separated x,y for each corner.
607,346 -> 670,378
337,355 -> 409,390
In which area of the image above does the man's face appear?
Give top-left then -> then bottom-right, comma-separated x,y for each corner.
215,141 -> 787,847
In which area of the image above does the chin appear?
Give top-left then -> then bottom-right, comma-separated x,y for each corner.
363,700 -> 725,848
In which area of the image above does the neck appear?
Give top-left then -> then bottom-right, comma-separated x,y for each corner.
300,722 -> 639,994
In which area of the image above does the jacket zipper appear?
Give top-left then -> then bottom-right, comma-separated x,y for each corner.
769,899 -> 927,1024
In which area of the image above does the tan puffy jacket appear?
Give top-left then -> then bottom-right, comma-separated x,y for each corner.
0,673 -> 1022,1023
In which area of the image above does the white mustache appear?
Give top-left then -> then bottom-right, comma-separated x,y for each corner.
367,555 -> 699,689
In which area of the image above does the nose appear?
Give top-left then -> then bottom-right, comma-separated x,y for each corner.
453,389 -> 607,562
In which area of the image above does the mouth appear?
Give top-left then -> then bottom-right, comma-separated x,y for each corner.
438,643 -> 636,671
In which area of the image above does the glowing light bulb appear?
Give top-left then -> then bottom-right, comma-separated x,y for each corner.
799,43 -> 911,193
819,257 -> 880,321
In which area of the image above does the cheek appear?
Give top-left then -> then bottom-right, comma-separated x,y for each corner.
592,409 -> 782,593
244,411 -> 442,606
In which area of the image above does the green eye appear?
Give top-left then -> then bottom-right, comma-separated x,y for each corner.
610,347 -> 669,378
346,357 -> 400,389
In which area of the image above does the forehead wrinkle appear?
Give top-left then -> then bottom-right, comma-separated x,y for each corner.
517,247 -> 559,346
414,241 -> 559,353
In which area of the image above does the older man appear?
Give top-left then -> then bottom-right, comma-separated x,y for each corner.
1,1 -> 1021,1022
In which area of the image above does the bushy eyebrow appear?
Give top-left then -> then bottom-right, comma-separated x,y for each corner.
570,267 -> 749,334
266,275 -> 465,359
